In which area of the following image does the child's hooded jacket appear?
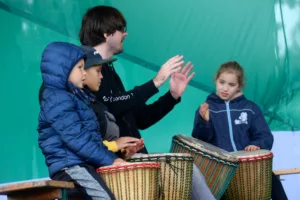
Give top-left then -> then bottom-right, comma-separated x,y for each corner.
38,42 -> 116,177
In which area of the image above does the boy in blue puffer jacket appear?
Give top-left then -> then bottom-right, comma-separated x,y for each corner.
38,42 -> 125,200
192,61 -> 287,200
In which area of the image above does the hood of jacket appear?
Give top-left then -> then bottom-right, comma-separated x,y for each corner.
40,42 -> 86,90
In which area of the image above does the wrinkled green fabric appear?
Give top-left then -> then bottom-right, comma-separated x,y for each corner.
0,0 -> 299,183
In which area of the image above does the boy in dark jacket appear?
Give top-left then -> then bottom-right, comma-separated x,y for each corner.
38,42 -> 125,200
192,61 -> 287,200
80,45 -> 144,157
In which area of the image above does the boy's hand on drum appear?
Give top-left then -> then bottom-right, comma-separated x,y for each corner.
123,139 -> 145,159
199,103 -> 209,121
115,137 -> 139,150
153,55 -> 184,88
112,158 -> 127,166
245,145 -> 260,151
134,138 -> 145,152
169,62 -> 195,100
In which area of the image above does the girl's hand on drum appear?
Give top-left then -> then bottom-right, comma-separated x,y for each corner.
199,103 -> 209,121
115,137 -> 139,150
245,145 -> 260,151
112,158 -> 127,166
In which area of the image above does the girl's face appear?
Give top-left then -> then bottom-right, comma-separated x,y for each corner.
84,65 -> 103,92
216,72 -> 240,101
68,59 -> 86,88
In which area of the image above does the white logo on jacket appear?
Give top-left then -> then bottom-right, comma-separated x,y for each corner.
234,112 -> 248,125
103,95 -> 131,102
103,96 -> 110,102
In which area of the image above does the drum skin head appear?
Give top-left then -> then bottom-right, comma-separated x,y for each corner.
176,134 -> 239,163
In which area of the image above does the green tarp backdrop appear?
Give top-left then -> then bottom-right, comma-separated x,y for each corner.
0,0 -> 299,190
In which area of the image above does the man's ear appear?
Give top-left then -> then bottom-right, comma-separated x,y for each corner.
104,32 -> 114,39
104,33 -> 109,39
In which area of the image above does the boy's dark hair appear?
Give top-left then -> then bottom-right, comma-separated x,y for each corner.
79,6 -> 127,46
215,61 -> 245,88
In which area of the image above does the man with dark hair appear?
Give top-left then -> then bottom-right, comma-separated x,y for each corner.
79,6 -> 195,154
79,6 -> 127,47
77,6 -> 216,199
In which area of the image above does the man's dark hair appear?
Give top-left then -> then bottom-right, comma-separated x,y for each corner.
79,6 -> 127,46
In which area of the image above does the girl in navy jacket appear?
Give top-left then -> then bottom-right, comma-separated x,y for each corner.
192,61 -> 287,200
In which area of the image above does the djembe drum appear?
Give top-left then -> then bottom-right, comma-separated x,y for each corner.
223,150 -> 273,200
171,134 -> 239,199
97,162 -> 160,200
128,153 -> 193,200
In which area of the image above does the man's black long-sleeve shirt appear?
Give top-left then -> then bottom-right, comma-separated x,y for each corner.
97,63 -> 181,153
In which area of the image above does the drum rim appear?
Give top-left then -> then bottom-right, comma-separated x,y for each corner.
230,150 -> 272,156
97,162 -> 160,173
231,151 -> 274,162
173,134 -> 239,164
128,153 -> 194,162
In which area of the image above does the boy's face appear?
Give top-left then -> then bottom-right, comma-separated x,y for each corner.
105,30 -> 128,55
84,65 -> 103,92
216,72 -> 240,101
68,59 -> 86,88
